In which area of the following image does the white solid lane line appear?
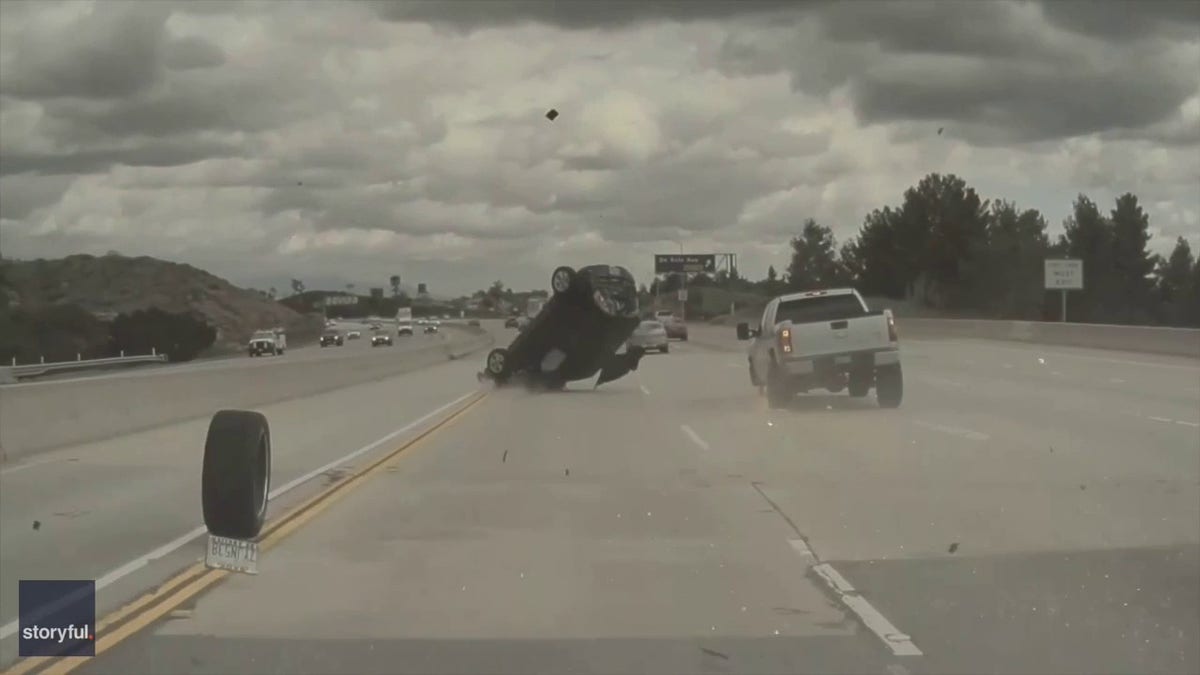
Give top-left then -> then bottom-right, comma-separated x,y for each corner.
913,420 -> 990,442
680,424 -> 711,451
786,535 -> 923,657
1177,420 -> 1200,428
0,388 -> 479,641
811,563 -> 924,657
1149,416 -> 1174,423
640,384 -> 651,395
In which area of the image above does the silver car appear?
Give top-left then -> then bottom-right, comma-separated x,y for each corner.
627,320 -> 669,353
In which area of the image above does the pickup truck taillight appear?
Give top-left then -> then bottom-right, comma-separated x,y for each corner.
886,313 -> 898,342
779,327 -> 793,354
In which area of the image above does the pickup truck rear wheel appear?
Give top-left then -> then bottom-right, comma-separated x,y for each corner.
765,361 -> 792,409
876,364 -> 903,408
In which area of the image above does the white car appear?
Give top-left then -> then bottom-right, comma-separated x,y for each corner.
627,320 -> 669,353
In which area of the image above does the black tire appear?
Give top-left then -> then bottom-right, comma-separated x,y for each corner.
202,410 -> 271,539
681,334 -> 689,342
876,364 -> 903,408
485,348 -> 508,377
551,266 -> 576,295
765,360 -> 792,409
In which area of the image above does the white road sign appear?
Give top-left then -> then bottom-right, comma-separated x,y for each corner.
1044,259 -> 1083,290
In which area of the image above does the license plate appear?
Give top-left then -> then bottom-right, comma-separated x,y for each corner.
205,535 -> 259,574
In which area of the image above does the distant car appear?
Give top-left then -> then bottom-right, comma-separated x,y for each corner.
319,332 -> 344,347
628,320 -> 669,353
424,324 -> 439,334
505,317 -> 519,328
347,330 -> 362,340
654,310 -> 688,340
371,334 -> 393,347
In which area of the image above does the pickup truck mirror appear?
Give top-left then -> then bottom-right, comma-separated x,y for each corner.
736,322 -> 752,340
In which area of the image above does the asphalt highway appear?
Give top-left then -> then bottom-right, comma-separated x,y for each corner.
2,321 -> 1196,674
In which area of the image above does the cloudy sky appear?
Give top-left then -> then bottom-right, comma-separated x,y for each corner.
1,0 -> 1197,296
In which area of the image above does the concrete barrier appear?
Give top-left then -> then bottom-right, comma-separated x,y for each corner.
0,328 -> 493,462
694,316 -> 1200,359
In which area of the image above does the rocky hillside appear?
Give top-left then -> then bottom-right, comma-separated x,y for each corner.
0,253 -> 323,353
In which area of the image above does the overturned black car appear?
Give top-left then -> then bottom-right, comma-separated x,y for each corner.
479,265 -> 644,390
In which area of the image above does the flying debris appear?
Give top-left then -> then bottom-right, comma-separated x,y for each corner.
545,108 -> 559,121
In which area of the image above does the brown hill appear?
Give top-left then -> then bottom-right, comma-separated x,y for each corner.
0,253 -> 323,353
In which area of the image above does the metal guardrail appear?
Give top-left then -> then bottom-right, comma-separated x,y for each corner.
4,353 -> 168,380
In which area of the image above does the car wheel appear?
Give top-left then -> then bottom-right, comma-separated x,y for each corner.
661,344 -> 669,353
486,348 -> 508,377
551,266 -> 576,295
201,410 -> 271,539
876,364 -> 903,408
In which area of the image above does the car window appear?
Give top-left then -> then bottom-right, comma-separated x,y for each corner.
776,294 -> 867,324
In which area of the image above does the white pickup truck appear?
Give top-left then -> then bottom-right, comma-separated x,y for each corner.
247,328 -> 287,357
736,288 -> 902,408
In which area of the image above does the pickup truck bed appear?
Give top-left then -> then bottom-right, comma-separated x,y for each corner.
737,289 -> 902,408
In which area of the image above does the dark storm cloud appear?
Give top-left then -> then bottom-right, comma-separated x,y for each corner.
0,139 -> 245,177
1039,0 -> 1200,41
369,0 -> 801,30
849,57 -> 1197,144
0,2 -> 171,100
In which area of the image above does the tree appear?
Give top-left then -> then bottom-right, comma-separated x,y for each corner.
786,219 -> 844,291
110,308 -> 216,362
389,275 -> 401,297
766,265 -> 777,284
983,201 -> 1050,319
1109,193 -> 1156,323
845,207 -> 906,299
1156,237 -> 1195,326
896,173 -> 991,310
290,279 -> 304,295
1058,194 -> 1113,322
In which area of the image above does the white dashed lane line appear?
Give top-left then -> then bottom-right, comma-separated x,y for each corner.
913,420 -> 990,442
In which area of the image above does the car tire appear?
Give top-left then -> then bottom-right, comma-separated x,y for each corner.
661,344 -> 669,353
765,360 -> 792,409
876,364 -> 903,408
551,266 -> 576,295
681,334 -> 689,342
485,348 -> 508,377
201,410 -> 271,539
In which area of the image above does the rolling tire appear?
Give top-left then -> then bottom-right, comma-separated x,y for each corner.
551,266 -> 576,295
485,348 -> 508,377
661,344 -> 669,353
202,410 -> 271,539
876,364 -> 903,408
765,361 -> 792,409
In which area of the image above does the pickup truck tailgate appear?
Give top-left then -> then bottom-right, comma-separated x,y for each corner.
782,314 -> 891,359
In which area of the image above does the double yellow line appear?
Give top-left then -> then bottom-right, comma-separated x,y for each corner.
4,391 -> 488,675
